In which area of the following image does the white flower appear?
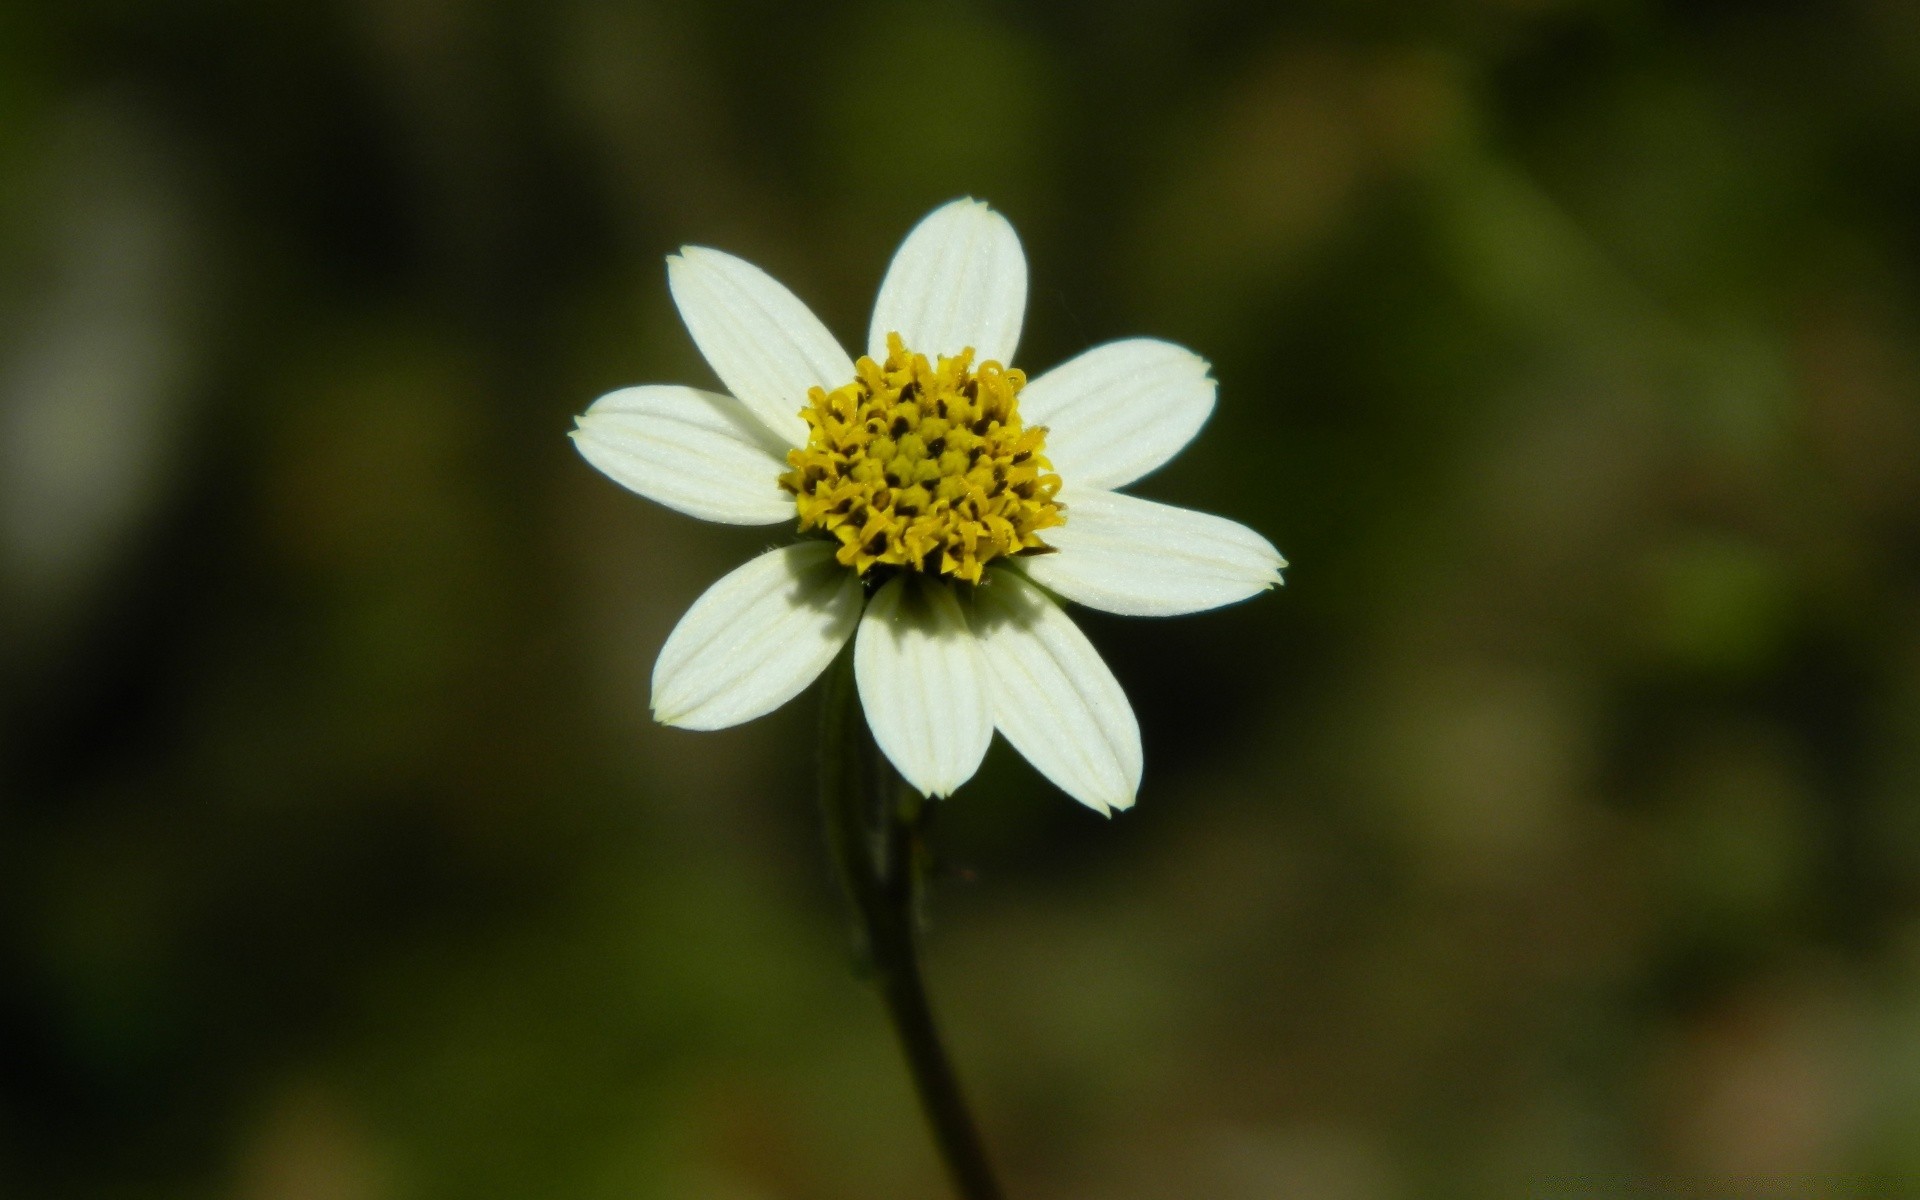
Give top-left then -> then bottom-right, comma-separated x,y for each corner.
572,199 -> 1285,814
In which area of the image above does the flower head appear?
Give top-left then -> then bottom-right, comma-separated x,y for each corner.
573,200 -> 1285,813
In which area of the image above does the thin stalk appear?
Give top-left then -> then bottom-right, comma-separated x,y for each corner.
818,649 -> 1005,1200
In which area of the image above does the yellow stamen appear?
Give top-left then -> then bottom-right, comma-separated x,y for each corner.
779,333 -> 1064,584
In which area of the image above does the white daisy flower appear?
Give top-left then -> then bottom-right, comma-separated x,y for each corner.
573,199 -> 1285,814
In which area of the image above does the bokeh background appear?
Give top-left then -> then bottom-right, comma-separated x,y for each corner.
5,0 -> 1920,1195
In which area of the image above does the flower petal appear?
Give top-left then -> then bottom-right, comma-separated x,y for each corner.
1019,339 -> 1215,490
854,574 -> 991,798
867,198 -> 1026,367
970,570 -> 1141,814
667,246 -> 854,448
652,542 -> 862,730
571,385 -> 795,525
1020,489 -> 1285,617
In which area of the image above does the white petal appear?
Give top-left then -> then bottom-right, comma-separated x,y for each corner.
854,575 -> 991,798
1021,489 -> 1285,617
867,199 -> 1026,367
652,542 -> 861,730
571,385 -> 794,525
667,246 -> 854,448
1019,339 -> 1215,490
970,570 -> 1141,814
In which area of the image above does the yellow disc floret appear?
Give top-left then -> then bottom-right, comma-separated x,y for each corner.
780,332 -> 1064,583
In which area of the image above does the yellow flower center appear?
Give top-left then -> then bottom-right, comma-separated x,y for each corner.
779,332 -> 1064,584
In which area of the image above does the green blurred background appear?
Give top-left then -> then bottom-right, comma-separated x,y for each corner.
5,0 -> 1920,1195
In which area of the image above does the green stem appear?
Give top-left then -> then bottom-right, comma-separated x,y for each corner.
819,649 -> 1005,1200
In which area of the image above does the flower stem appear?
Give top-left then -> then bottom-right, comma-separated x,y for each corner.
818,649 -> 1006,1200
